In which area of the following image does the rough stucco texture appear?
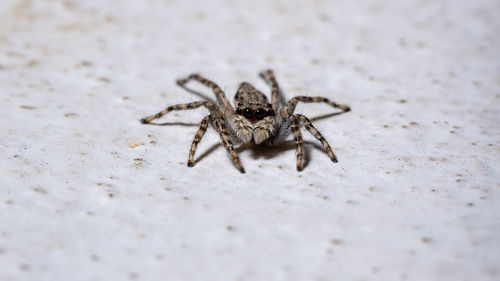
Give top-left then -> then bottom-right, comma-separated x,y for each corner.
0,0 -> 499,280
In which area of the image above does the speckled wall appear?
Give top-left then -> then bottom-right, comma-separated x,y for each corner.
1,0 -> 499,280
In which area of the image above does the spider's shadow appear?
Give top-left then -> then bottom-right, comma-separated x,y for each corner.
178,84 -> 215,103
239,141 -> 326,170
309,111 -> 346,122
144,122 -> 200,127
192,140 -> 326,170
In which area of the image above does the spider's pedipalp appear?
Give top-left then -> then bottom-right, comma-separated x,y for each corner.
228,115 -> 253,144
252,116 -> 276,144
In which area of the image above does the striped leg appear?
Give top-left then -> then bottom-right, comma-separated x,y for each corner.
259,69 -> 282,112
290,115 -> 304,171
210,116 -> 246,173
187,115 -> 211,167
140,101 -> 218,124
296,114 -> 338,162
282,96 -> 350,116
176,74 -> 233,112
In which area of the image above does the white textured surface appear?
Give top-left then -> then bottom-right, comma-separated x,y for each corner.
1,0 -> 499,280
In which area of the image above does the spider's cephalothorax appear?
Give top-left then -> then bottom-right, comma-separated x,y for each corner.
140,70 -> 350,173
229,82 -> 277,145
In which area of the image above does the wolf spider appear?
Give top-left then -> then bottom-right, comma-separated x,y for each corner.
140,70 -> 350,173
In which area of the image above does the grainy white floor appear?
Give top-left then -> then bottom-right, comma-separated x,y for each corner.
1,0 -> 499,280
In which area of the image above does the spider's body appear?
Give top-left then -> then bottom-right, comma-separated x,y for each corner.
230,82 -> 276,145
140,70 -> 350,173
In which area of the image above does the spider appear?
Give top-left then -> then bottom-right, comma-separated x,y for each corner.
140,70 -> 350,173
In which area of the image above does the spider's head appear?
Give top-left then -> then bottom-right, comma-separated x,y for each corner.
233,82 -> 275,123
235,104 -> 275,123
232,82 -> 278,144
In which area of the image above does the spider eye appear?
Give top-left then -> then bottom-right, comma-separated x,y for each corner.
243,108 -> 253,119
267,109 -> 275,116
236,108 -> 243,115
255,109 -> 266,120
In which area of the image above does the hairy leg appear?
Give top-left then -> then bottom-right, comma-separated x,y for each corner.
259,69 -> 283,112
282,96 -> 350,116
210,116 -> 246,173
187,115 -> 211,167
176,74 -> 233,113
140,101 -> 219,124
290,115 -> 304,171
296,114 -> 338,162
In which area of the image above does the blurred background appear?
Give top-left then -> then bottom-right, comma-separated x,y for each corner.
1,0 -> 499,280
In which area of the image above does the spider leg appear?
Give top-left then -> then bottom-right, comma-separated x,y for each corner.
176,74 -> 233,113
290,115 -> 304,171
187,115 -> 211,167
296,114 -> 338,162
282,96 -> 350,116
259,69 -> 283,112
210,116 -> 246,173
140,101 -> 219,124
